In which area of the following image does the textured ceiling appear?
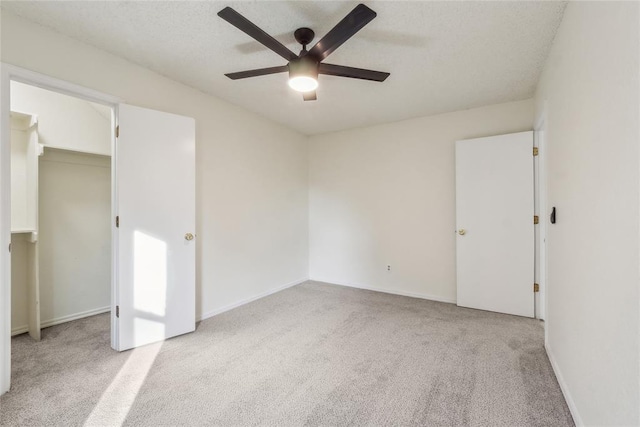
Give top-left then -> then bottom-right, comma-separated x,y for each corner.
1,1 -> 566,135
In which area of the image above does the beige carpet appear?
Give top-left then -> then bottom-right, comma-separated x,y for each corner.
1,281 -> 573,426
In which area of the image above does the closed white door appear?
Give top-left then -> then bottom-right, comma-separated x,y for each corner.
115,104 -> 195,351
455,131 -> 534,317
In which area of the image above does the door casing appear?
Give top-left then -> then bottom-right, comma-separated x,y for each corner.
0,63 -> 121,395
534,105 -> 549,324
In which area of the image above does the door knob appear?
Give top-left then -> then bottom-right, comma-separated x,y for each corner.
458,229 -> 466,236
185,233 -> 194,241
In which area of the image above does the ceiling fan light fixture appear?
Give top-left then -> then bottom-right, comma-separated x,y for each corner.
288,76 -> 318,92
288,56 -> 319,92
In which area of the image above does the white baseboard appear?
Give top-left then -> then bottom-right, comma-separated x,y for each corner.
11,306 -> 110,336
197,278 -> 309,322
41,306 -> 111,329
545,343 -> 582,426
310,277 -> 457,304
11,326 -> 28,336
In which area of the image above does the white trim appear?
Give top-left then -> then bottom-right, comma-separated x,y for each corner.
1,62 -> 121,395
41,306 -> 110,329
110,104 -> 119,351
545,343 -> 582,426
1,63 -> 12,395
310,277 -> 457,304
11,326 -> 28,337
197,278 -> 309,322
10,306 -> 110,337
4,64 -> 121,106
534,101 -> 549,328
533,127 -> 545,320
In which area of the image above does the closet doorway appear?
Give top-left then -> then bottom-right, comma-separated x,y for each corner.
2,65 -> 197,396
9,81 -> 113,341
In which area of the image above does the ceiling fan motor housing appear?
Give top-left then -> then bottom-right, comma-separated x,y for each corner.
289,55 -> 319,80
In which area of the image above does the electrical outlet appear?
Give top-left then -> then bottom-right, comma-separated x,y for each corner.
387,265 -> 391,271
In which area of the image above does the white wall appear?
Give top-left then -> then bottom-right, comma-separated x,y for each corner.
11,81 -> 111,155
38,149 -> 111,327
0,9 -> 309,325
309,99 -> 534,302
534,2 -> 639,425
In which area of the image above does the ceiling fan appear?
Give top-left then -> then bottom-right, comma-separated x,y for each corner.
218,3 -> 390,101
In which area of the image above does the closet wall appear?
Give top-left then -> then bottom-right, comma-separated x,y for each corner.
38,149 -> 111,326
10,82 -> 112,335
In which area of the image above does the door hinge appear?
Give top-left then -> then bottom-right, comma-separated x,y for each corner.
115,216 -> 119,228
8,243 -> 11,253
533,147 -> 539,156
116,306 -> 120,318
115,125 -> 119,138
534,215 -> 539,224
534,283 -> 540,293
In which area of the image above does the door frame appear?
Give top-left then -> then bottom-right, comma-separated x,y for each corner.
0,63 -> 121,395
534,104 -> 548,322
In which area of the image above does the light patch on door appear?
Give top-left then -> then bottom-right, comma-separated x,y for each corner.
133,230 -> 167,317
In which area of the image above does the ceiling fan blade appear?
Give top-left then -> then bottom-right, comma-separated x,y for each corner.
225,66 -> 288,80
303,91 -> 317,101
308,4 -> 376,62
218,7 -> 297,61
319,63 -> 389,82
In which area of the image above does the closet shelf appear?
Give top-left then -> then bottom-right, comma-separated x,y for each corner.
11,230 -> 38,243
43,144 -> 111,157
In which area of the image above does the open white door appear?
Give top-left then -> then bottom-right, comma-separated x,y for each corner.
455,131 -> 534,317
115,104 -> 195,351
